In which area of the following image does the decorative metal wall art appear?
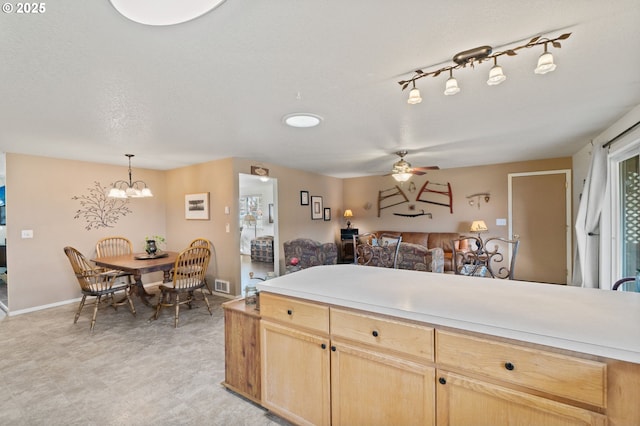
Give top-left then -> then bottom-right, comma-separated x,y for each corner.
72,181 -> 132,230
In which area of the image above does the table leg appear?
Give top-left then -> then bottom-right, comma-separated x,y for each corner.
130,272 -> 155,306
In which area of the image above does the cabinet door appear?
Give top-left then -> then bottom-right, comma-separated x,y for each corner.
331,340 -> 435,426
260,320 -> 330,426
436,371 -> 606,426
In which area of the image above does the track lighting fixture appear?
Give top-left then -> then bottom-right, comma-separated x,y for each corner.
398,32 -> 571,103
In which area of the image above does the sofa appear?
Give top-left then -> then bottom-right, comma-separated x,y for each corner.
283,238 -> 338,273
374,231 -> 468,272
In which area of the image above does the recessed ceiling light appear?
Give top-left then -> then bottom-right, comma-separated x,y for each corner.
109,0 -> 226,26
283,113 -> 323,128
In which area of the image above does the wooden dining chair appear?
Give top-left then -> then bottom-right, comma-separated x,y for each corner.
96,236 -> 135,284
189,238 -> 213,294
63,246 -> 136,332
152,246 -> 212,328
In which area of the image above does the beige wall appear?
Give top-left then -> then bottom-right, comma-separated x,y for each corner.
344,157 -> 572,239
233,158 -> 343,284
164,158 -> 238,295
4,152 -> 568,312
7,153 -> 166,312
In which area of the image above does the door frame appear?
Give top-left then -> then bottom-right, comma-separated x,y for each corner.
507,170 -> 572,283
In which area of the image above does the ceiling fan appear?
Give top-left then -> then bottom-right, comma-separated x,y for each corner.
387,150 -> 439,182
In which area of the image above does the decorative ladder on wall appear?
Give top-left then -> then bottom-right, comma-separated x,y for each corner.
416,181 -> 453,214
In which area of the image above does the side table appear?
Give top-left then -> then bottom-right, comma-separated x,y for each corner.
222,298 -> 261,403
339,228 -> 358,264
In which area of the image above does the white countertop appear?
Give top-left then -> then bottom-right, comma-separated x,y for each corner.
257,265 -> 640,363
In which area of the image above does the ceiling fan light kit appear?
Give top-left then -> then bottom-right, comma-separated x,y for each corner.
398,32 -> 571,102
389,150 -> 438,182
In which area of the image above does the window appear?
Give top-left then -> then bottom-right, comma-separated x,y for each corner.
619,155 -> 640,276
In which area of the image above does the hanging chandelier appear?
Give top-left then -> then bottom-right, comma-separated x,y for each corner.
398,32 -> 571,103
108,154 -> 153,198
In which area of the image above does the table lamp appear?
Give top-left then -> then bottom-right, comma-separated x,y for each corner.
244,213 -> 257,238
344,209 -> 353,229
470,220 -> 488,237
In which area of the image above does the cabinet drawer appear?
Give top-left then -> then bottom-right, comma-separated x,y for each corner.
260,293 -> 329,335
436,330 -> 606,408
330,308 -> 434,362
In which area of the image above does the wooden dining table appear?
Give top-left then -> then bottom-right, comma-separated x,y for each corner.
92,251 -> 179,306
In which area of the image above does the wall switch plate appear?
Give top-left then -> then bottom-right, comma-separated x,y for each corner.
225,223 -> 230,233
496,218 -> 507,226
21,229 -> 34,238
224,206 -> 230,215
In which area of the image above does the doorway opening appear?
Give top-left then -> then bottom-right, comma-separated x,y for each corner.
238,173 -> 278,294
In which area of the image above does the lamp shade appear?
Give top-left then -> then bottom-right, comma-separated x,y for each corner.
343,209 -> 353,218
444,77 -> 460,95
487,65 -> 507,85
407,87 -> 422,104
392,172 -> 412,182
470,220 -> 488,233
534,52 -> 556,74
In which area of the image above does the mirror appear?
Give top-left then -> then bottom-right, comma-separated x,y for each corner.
238,173 -> 279,293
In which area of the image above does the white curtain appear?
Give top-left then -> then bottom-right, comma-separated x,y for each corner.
572,146 -> 608,288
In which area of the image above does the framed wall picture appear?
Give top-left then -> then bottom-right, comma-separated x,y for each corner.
300,190 -> 309,206
185,192 -> 210,220
324,207 -> 331,221
311,195 -> 323,220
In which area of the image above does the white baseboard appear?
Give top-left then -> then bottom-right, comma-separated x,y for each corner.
5,281 -> 236,316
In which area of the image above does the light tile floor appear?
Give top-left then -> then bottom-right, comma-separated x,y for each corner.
0,289 -> 287,426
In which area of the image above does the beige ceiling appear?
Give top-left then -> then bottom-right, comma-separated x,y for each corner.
1,1 -> 639,178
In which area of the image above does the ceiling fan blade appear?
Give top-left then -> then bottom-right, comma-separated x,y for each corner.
413,166 -> 440,171
411,170 -> 427,176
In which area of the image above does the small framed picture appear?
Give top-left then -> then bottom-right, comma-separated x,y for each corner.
300,190 -> 309,206
324,207 -> 331,221
311,195 -> 323,220
185,192 -> 210,220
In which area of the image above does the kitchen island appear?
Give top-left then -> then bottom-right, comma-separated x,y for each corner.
251,265 -> 640,425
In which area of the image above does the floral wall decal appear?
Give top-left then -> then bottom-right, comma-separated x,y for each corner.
72,181 -> 132,230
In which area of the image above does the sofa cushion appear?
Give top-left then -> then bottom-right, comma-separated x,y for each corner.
377,231 -> 429,247
427,232 -> 468,252
396,243 -> 444,273
374,230 -> 467,272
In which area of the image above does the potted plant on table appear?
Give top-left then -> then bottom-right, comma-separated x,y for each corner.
144,235 -> 166,256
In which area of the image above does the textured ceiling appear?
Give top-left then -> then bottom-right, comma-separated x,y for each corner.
1,1 -> 639,177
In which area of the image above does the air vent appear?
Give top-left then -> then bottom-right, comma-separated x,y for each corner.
214,279 -> 230,294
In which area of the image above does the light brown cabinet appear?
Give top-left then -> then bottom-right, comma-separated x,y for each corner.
436,371 -> 605,426
255,292 -> 640,425
260,294 -> 435,426
260,293 -> 331,426
435,330 -> 607,426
